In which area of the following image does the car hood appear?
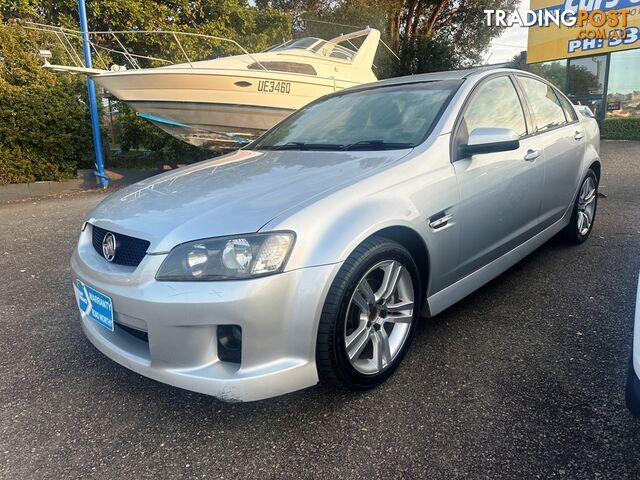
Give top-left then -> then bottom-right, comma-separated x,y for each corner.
88,148 -> 411,252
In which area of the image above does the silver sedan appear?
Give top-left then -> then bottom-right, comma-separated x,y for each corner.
71,68 -> 601,401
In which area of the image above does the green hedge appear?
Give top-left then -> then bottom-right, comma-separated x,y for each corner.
602,117 -> 640,141
0,23 -> 94,185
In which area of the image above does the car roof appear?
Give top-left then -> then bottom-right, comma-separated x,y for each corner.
345,67 -> 524,93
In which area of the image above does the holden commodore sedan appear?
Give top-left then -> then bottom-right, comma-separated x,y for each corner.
72,68 -> 601,401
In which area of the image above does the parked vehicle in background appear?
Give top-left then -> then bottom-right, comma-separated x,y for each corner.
71,68 -> 601,401
626,273 -> 640,416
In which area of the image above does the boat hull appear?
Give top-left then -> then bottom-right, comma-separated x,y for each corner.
133,101 -> 294,150
94,69 -> 357,150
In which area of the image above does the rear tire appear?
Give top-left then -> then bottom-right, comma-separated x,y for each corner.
316,236 -> 421,390
560,169 -> 598,244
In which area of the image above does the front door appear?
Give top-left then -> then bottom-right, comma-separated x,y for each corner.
452,75 -> 544,279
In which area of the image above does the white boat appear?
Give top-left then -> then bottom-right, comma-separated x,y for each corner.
33,24 -> 382,150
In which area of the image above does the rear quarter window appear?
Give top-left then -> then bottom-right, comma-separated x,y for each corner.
555,89 -> 578,122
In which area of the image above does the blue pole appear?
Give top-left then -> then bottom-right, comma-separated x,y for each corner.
78,0 -> 108,188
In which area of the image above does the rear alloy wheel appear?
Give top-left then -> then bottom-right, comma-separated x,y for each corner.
316,237 -> 420,390
560,169 -> 598,244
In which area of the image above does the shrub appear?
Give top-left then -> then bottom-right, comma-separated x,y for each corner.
0,22 -> 94,185
602,117 -> 640,141
0,145 -> 76,184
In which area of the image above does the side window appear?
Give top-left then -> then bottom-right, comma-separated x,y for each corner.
247,62 -> 317,75
518,76 -> 567,132
456,76 -> 527,150
555,89 -> 578,122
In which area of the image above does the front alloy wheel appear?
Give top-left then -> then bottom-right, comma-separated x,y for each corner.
316,237 -> 420,390
345,260 -> 414,375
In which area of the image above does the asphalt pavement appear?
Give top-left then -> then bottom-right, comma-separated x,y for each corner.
1,140 -> 639,479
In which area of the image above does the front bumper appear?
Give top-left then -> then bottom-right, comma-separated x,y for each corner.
71,232 -> 340,402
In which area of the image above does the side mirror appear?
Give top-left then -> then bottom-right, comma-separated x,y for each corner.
576,105 -> 595,118
459,128 -> 520,157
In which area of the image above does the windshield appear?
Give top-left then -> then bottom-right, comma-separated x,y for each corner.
252,80 -> 462,151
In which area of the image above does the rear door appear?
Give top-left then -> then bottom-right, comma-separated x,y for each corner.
516,76 -> 584,228
452,75 -> 544,279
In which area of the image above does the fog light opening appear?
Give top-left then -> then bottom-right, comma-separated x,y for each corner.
217,325 -> 242,364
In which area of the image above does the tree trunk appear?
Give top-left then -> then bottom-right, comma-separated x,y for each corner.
403,0 -> 419,39
388,9 -> 401,41
409,1 -> 423,40
425,0 -> 448,36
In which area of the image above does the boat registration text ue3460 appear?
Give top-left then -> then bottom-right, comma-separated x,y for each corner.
257,80 -> 292,94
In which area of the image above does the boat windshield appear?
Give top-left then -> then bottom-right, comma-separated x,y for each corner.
269,37 -> 323,52
268,37 -> 357,61
251,80 -> 463,152
310,41 -> 356,60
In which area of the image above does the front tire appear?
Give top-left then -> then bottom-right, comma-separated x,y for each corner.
316,236 -> 421,390
560,169 -> 598,244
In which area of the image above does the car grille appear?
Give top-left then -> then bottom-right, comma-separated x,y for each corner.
91,224 -> 150,267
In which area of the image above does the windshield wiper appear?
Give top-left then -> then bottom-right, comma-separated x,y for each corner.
261,142 -> 345,151
342,140 -> 414,151
260,140 -> 414,151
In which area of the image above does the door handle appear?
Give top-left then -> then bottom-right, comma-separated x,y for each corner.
574,131 -> 584,140
524,149 -> 540,162
429,213 -> 453,230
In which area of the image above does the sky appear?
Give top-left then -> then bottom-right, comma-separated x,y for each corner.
484,0 -> 530,64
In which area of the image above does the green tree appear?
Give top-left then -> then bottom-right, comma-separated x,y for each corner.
2,0 -> 291,61
258,0 -> 519,76
567,64 -> 600,96
0,21 -> 93,184
506,51 -> 527,70
0,1 -> 292,182
529,61 -> 567,90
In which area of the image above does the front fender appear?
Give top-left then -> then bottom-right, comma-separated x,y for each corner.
261,155 -> 460,297
275,193 -> 427,270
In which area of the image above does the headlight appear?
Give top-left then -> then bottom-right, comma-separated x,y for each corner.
156,232 -> 295,281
